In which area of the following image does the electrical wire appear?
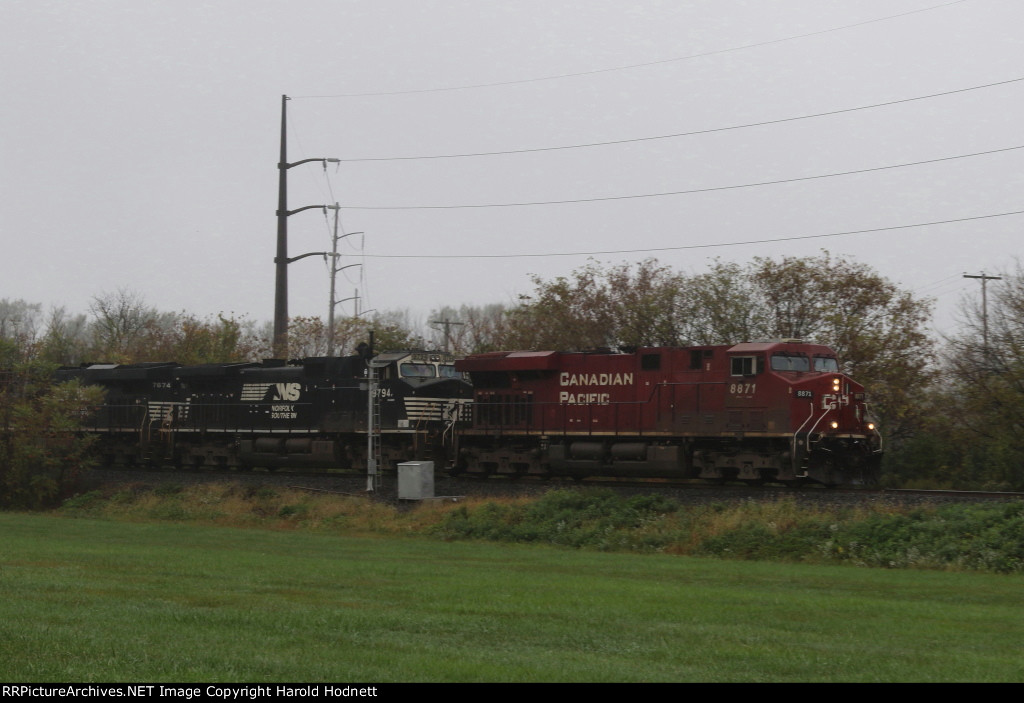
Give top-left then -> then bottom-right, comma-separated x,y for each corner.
339,143 -> 1024,210
294,1 -> 968,98
358,209 -> 1024,259
913,273 -> 964,295
335,75 -> 1024,162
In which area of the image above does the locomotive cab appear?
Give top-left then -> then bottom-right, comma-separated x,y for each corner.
724,340 -> 880,485
375,351 -> 468,388
369,350 -> 473,456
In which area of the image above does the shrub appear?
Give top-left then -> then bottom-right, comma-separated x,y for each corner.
432,489 -> 681,551
0,352 -> 105,509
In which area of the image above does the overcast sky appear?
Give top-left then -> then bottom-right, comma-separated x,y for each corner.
1,0 -> 1021,338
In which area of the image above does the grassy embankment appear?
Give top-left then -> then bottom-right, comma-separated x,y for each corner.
58,482 -> 1024,573
1,483 -> 1023,681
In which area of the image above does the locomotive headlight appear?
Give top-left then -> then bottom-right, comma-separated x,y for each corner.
831,378 -> 841,391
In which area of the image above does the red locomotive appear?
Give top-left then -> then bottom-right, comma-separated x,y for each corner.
454,340 -> 881,485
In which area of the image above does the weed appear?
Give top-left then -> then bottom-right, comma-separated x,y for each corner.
48,481 -> 1024,574
278,504 -> 309,519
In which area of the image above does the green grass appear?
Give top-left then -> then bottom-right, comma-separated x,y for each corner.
2,512 -> 1023,682
56,484 -> 1024,573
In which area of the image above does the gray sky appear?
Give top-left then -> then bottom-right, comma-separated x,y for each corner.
1,0 -> 1021,337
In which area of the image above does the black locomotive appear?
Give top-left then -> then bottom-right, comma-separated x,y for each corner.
56,349 -> 472,471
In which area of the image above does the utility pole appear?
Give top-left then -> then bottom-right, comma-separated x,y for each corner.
273,94 -> 339,358
325,206 -> 363,357
964,272 -> 1002,360
430,318 -> 464,353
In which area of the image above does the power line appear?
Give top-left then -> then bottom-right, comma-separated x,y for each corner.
340,143 -> 1024,210
295,1 -> 968,98
336,75 -> 1024,163
913,273 -> 965,295
359,209 -> 1024,259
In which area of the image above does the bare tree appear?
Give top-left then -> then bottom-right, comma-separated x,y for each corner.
39,306 -> 90,365
0,299 -> 43,357
88,289 -> 160,361
936,261 -> 1024,488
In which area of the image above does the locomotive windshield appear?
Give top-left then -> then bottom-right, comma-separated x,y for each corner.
399,363 -> 436,378
814,356 -> 839,372
770,353 -> 810,372
397,362 -> 467,379
771,353 -> 840,373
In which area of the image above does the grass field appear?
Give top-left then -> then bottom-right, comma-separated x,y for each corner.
2,512 -> 1022,682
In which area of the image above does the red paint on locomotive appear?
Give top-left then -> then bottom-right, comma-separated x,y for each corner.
454,341 -> 881,485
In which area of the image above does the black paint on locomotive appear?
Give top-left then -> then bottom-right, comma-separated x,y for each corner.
57,351 -> 472,471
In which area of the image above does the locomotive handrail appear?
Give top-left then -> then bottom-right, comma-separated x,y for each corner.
471,380 -> 729,436
792,401 -> 816,475
89,400 -> 327,435
795,401 -> 840,478
864,402 -> 884,455
441,400 -> 463,446
804,403 -> 833,440
644,380 -> 727,402
137,403 -> 150,443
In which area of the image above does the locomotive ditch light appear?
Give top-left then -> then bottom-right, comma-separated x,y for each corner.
830,421 -> 839,429
867,422 -> 876,431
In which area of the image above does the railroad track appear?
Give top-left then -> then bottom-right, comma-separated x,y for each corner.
83,466 -> 1024,508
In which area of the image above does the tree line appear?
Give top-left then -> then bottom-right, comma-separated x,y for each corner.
2,252 -> 1023,497
0,292 -> 427,367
